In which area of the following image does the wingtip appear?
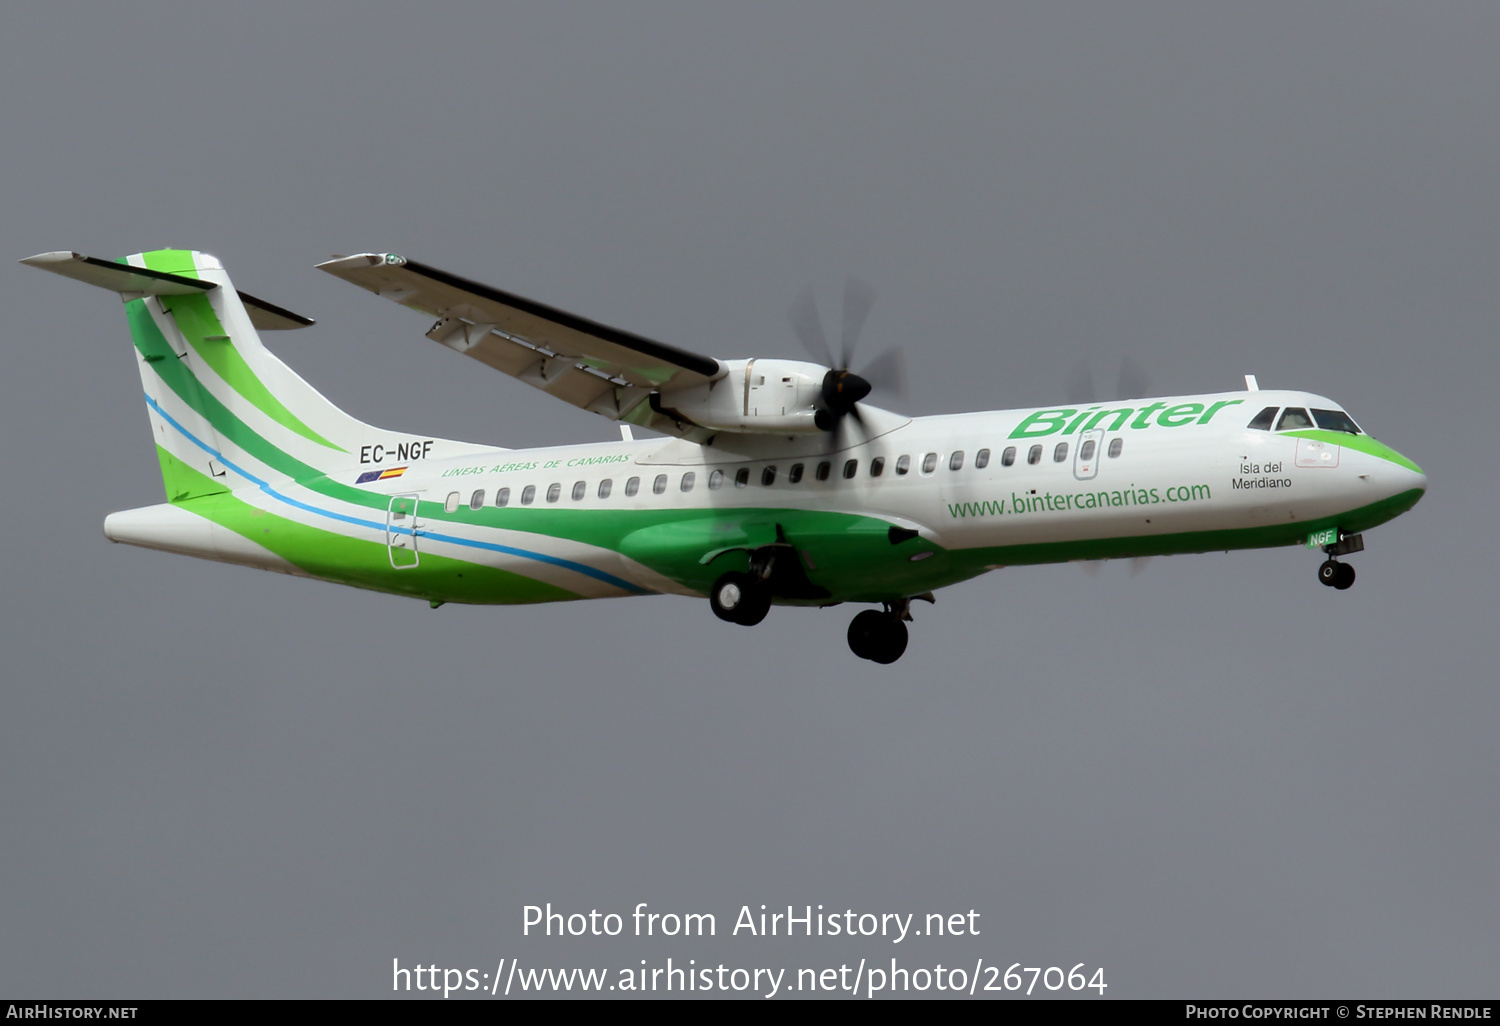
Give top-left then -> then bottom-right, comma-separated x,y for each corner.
315,252 -> 399,272
20,251 -> 80,267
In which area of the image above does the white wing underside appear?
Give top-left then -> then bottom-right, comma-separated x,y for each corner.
317,254 -> 723,438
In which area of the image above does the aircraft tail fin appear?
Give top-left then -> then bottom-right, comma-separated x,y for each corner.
22,249 -> 433,503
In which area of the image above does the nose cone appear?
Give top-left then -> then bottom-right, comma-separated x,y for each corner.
1406,461 -> 1428,497
1351,435 -> 1426,517
1381,442 -> 1426,497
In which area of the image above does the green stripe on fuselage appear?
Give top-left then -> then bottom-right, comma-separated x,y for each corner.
167,459 -> 579,605
1283,430 -> 1423,473
951,487 -> 1426,571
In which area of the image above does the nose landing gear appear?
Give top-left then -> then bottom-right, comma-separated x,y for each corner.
1318,559 -> 1356,590
1316,531 -> 1362,591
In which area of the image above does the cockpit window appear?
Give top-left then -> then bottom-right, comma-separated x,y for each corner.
1276,407 -> 1314,431
1247,406 -> 1278,431
1312,409 -> 1362,435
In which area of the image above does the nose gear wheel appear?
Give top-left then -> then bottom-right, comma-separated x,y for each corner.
1318,559 -> 1356,590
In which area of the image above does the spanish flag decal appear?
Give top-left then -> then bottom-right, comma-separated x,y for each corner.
356,466 -> 408,484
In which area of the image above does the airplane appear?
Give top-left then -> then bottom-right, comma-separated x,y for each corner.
22,248 -> 1427,663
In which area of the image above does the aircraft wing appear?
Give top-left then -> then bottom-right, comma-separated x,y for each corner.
317,253 -> 722,433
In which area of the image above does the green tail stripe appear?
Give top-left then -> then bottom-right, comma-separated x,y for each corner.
163,293 -> 346,451
130,299 -> 325,481
138,250 -> 199,276
139,252 -> 345,452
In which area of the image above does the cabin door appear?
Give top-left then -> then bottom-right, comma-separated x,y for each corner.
386,494 -> 422,569
1073,429 -> 1104,481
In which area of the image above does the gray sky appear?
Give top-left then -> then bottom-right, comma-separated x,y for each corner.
2,1 -> 1496,999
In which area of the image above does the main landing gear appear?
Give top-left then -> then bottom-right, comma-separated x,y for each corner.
709,571 -> 771,626
847,608 -> 908,664
708,529 -> 830,628
1316,531 -> 1363,591
846,596 -> 930,664
707,531 -> 926,662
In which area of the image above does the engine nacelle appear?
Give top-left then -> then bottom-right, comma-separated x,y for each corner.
655,358 -> 828,434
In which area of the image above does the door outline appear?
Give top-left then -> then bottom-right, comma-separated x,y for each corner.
386,493 -> 422,569
1074,429 -> 1104,480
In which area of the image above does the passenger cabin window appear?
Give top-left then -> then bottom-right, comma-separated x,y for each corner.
469,489 -> 485,510
975,448 -> 990,469
652,474 -> 668,495
1107,438 -> 1123,458
870,456 -> 885,477
1276,407 -> 1314,431
708,469 -> 724,490
895,455 -> 911,475
571,481 -> 586,501
1001,446 -> 1016,467
735,468 -> 750,488
1053,442 -> 1068,462
761,466 -> 776,486
1079,440 -> 1096,462
444,491 -> 460,513
598,479 -> 612,499
1312,409 -> 1362,435
1247,406 -> 1279,431
546,483 -> 561,503
789,463 -> 804,484
521,485 -> 536,505
1027,444 -> 1042,465
624,476 -> 640,497
843,459 -> 859,479
681,472 -> 695,492
949,451 -> 964,471
815,461 -> 831,481
495,487 -> 510,507
922,452 -> 938,474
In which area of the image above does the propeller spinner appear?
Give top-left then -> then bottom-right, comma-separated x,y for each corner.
788,278 -> 904,436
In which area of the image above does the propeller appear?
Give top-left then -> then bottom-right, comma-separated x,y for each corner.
788,278 -> 905,438
1065,356 -> 1153,405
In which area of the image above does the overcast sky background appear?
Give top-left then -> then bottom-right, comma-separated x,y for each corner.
2,2 -> 1496,999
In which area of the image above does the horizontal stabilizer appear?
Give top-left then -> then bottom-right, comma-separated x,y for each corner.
237,289 -> 315,330
22,251 -> 314,329
21,251 -> 215,295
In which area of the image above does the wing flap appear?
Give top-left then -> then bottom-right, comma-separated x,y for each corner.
317,254 -> 721,396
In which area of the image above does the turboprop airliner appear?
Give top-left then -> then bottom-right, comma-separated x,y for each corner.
23,249 -> 1427,663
